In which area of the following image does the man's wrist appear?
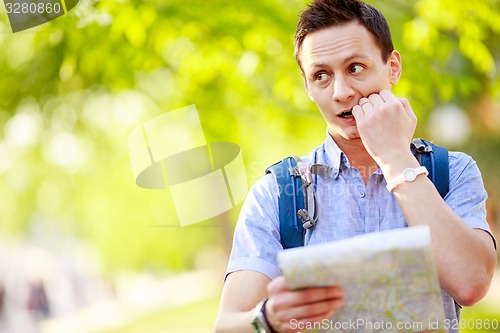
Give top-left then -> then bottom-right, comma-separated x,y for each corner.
380,153 -> 420,183
386,166 -> 429,192
251,298 -> 277,333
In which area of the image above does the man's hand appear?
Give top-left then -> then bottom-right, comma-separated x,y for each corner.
351,89 -> 417,172
265,276 -> 345,333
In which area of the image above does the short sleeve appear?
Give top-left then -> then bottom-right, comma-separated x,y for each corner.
446,152 -> 496,249
225,173 -> 284,280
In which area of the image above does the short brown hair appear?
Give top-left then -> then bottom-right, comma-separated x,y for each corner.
294,0 -> 394,70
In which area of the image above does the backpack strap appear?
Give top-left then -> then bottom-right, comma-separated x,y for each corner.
265,156 -> 305,249
411,138 -> 449,198
293,159 -> 319,230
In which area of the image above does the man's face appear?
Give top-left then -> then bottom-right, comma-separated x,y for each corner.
300,21 -> 401,144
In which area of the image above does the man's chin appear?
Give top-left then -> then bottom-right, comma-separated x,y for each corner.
344,131 -> 361,141
329,131 -> 361,144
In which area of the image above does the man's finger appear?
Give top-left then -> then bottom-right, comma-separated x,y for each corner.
358,97 -> 371,107
379,89 -> 397,102
352,105 -> 364,119
278,297 -> 345,322
272,285 -> 344,310
267,276 -> 289,294
398,97 -> 417,122
367,93 -> 384,106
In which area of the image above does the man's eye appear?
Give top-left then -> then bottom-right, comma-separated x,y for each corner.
349,64 -> 364,74
315,72 -> 330,81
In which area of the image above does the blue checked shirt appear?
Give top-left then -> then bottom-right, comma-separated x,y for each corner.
226,133 -> 495,332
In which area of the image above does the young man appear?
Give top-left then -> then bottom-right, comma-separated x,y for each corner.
215,1 -> 497,332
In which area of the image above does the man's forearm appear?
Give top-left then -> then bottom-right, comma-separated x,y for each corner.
214,311 -> 255,333
389,171 -> 496,305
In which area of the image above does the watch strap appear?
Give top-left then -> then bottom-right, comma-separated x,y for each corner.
386,166 -> 428,192
251,298 -> 276,333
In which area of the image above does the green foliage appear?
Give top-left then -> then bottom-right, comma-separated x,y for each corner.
388,0 -> 500,121
0,0 -> 499,273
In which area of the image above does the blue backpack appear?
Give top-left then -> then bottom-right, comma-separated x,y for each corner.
265,139 -> 449,249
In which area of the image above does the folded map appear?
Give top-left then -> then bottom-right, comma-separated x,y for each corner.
277,225 -> 446,333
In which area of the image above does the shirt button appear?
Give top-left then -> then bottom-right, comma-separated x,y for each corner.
360,192 -> 366,198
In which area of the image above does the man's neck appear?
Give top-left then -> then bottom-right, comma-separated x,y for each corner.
332,136 -> 379,184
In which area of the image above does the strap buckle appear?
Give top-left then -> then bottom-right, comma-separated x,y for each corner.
298,209 -> 316,229
412,138 -> 433,154
295,160 -> 318,230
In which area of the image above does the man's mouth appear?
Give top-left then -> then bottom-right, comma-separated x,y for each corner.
338,109 -> 354,119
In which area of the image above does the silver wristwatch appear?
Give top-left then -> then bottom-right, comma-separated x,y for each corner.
251,298 -> 275,333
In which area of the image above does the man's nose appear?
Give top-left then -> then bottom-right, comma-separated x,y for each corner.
332,76 -> 354,102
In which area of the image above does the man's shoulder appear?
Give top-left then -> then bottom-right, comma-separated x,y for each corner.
299,143 -> 327,164
448,150 -> 475,168
447,150 -> 484,187
257,143 -> 325,191
266,142 -> 326,167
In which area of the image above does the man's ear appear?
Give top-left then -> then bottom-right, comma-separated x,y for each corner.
389,50 -> 402,85
302,72 -> 315,102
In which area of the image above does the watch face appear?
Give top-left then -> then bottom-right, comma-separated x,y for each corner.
252,299 -> 270,333
403,169 -> 417,181
251,319 -> 266,333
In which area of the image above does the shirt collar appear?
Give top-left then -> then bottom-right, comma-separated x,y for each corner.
323,132 -> 349,179
323,131 -> 384,178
